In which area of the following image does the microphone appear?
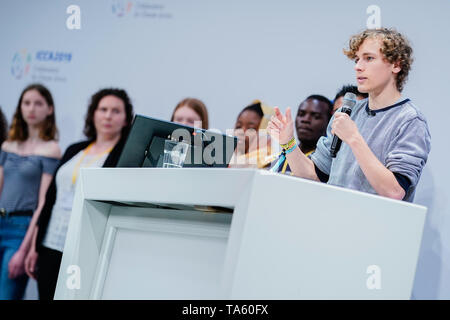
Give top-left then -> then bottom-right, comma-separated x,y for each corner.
330,92 -> 357,158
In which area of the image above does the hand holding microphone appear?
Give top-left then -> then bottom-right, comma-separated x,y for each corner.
330,92 -> 357,157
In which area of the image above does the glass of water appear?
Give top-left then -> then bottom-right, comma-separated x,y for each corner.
163,140 -> 189,168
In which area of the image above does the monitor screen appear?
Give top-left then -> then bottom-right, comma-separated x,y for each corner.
117,115 -> 238,168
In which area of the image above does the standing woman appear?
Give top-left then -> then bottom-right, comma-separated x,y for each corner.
0,84 -> 60,300
24,88 -> 134,300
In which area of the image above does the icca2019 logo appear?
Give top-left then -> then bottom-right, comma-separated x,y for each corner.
10,49 -> 73,81
11,49 -> 32,80
112,0 -> 133,17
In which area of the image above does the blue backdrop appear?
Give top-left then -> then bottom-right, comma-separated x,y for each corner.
1,0 -> 449,299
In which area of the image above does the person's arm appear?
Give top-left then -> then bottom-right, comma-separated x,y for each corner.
267,107 -> 320,181
25,225 -> 39,279
8,172 -> 54,279
331,112 -> 405,200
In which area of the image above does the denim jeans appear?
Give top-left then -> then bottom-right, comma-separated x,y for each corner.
0,215 -> 31,300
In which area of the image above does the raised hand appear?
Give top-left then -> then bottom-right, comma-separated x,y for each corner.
267,107 -> 294,145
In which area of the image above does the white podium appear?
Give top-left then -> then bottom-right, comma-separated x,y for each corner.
54,168 -> 426,300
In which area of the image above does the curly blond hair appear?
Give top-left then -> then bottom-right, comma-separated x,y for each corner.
343,28 -> 413,92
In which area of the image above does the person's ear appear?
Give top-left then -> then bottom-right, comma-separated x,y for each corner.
392,61 -> 401,74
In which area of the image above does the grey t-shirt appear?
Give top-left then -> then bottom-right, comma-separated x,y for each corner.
0,151 -> 59,211
310,98 -> 431,202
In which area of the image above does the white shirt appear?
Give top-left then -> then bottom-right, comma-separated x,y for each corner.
42,149 -> 109,252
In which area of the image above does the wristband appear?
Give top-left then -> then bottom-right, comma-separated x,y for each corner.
280,136 -> 296,150
284,143 -> 297,154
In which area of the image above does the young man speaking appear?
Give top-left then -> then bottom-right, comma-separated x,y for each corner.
268,28 -> 431,202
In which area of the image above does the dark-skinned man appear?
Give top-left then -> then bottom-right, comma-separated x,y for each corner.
272,95 -> 332,174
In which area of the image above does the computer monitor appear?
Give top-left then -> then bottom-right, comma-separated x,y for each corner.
117,114 -> 238,168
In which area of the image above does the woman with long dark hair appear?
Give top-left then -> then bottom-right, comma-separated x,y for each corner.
0,84 -> 60,299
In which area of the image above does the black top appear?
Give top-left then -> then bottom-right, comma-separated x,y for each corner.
35,136 -> 127,252
314,164 -> 411,194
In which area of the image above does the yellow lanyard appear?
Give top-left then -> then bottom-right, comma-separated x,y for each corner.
281,149 -> 314,174
71,143 -> 112,185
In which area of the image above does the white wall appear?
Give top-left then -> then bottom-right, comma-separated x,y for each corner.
1,0 -> 449,299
